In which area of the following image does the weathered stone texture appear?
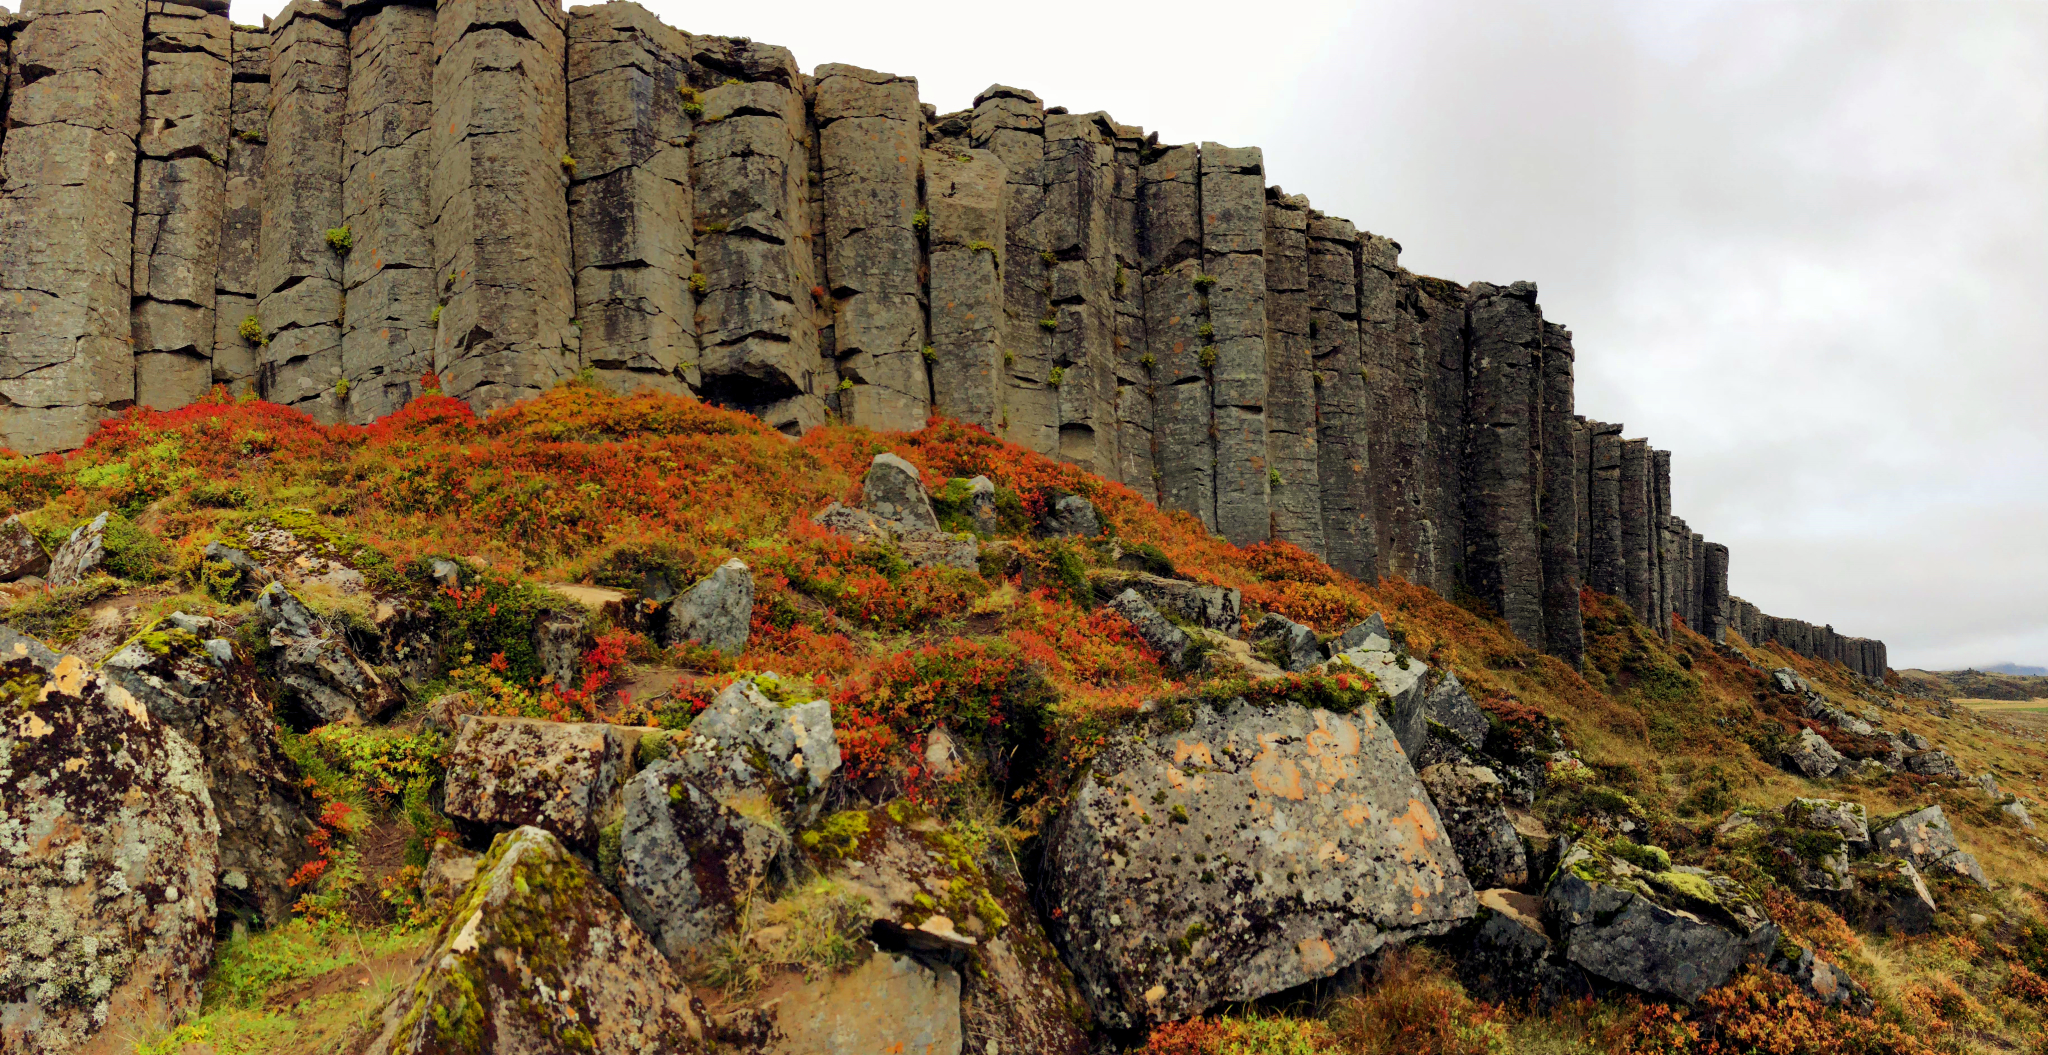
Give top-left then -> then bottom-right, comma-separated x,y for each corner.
1462,281 -> 1545,647
925,148 -> 1004,429
1538,322 -> 1583,664
259,0 -> 348,420
0,0 -> 148,453
337,1 -> 434,422
817,63 -> 926,431
1361,234 -> 1428,583
1702,541 -> 1730,643
972,84 -> 1053,455
1586,422 -> 1624,597
565,2 -> 694,400
1619,437 -> 1652,618
1043,114 -> 1118,477
1308,214 -> 1376,580
133,0 -> 231,411
1107,122 -> 1154,499
213,27 -> 268,394
1264,190 -> 1321,555
1202,143 -> 1269,546
1140,143 -> 1211,530
430,0 -> 576,411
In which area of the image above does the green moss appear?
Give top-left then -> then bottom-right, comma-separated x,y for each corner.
1650,870 -> 1719,905
800,809 -> 870,858
1610,840 -> 1671,872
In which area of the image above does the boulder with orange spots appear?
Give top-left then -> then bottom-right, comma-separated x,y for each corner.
1042,696 -> 1476,1028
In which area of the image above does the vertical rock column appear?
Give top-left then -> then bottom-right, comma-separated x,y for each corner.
1139,143 -> 1210,530
1307,213 -> 1375,580
132,0 -> 230,410
1649,449 -> 1673,636
1619,438 -> 1653,619
1461,281 -> 1545,648
214,26 -> 268,395
341,1 -> 435,422
1570,417 -> 1592,584
815,63 -> 926,432
1262,189 -> 1320,555
685,36 -> 823,434
1044,112 -> 1118,475
1200,143 -> 1269,546
0,0 -> 147,453
259,0 -> 347,420
1106,121 -> 1153,498
1538,320 -> 1583,665
1362,234 -> 1426,581
1586,421 -> 1624,597
1411,274 -> 1469,596
924,147 -> 1004,429
563,3 -> 693,400
971,84 -> 1052,454
1702,541 -> 1730,643
1687,532 -> 1705,630
430,0 -> 574,411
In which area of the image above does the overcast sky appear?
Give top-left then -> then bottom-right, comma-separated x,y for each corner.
232,0 -> 2046,670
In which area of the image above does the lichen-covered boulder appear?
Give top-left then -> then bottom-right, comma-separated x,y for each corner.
1782,727 -> 1844,779
364,826 -> 705,1055
255,582 -> 400,724
616,757 -> 789,958
1252,613 -> 1322,673
420,839 -> 482,905
813,502 -> 980,570
443,716 -> 630,853
1325,645 -> 1430,759
674,677 -> 840,810
1454,888 -> 1589,1007
102,620 -> 317,926
0,625 -> 59,671
1784,798 -> 1869,847
665,558 -> 755,654
1420,763 -> 1529,890
1768,668 -> 1807,695
1904,749 -> 1963,780
861,452 -> 941,532
1089,570 -> 1242,634
1106,588 -> 1195,672
0,514 -> 49,581
1039,494 -> 1100,538
1868,805 -> 1988,889
533,609 -> 588,690
47,512 -> 109,587
1044,697 -> 1476,1027
967,476 -> 1000,536
1,656 -> 220,1054
755,951 -> 961,1055
1770,942 -> 1872,1011
1859,860 -> 1937,934
1326,612 -> 1389,656
1547,840 -> 1777,1002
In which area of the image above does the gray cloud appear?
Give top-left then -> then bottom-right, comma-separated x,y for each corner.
230,0 -> 2047,668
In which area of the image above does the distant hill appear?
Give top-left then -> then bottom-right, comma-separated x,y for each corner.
1899,667 -> 2048,701
1985,662 -> 2048,676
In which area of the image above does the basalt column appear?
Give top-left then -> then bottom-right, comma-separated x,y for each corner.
0,0 -> 147,453
925,147 -> 1005,430
816,64 -> 926,432
1538,320 -> 1583,665
971,84 -> 1052,455
1411,273 -> 1469,595
214,27 -> 268,394
1262,189 -> 1321,555
1106,121 -> 1153,499
259,0 -> 347,420
1619,438 -> 1652,618
1044,112 -> 1119,476
1702,541 -> 1729,643
686,36 -> 823,434
1363,235 -> 1429,582
1461,281 -> 1544,648
1140,143 -> 1211,531
1307,214 -> 1375,580
341,1 -> 435,422
1586,421 -> 1624,597
564,3 -> 694,400
1688,532 -> 1706,630
1201,143 -> 1269,546
431,0 -> 575,411
133,0 -> 231,410
1649,449 -> 1673,636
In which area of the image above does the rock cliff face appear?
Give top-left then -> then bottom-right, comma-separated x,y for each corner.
0,0 -> 1883,667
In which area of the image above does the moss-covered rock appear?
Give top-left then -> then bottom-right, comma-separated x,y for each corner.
364,825 -> 704,1055
442,716 -> 630,853
1546,838 -> 1777,1002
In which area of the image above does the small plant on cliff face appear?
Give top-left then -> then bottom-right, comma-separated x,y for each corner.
967,240 -> 995,254
1039,249 -> 1056,267
721,77 -> 741,86
689,273 -> 707,294
837,378 -> 854,392
1197,321 -> 1215,339
1192,272 -> 1217,290
1140,351 -> 1156,370
237,315 -> 266,345
682,100 -> 704,118
1047,366 -> 1065,387
1269,468 -> 1283,488
1114,263 -> 1127,293
429,304 -> 442,325
560,154 -> 577,174
1039,314 -> 1058,332
1003,350 -> 1015,366
1199,345 -> 1219,369
920,345 -> 936,363
334,378 -> 351,399
324,226 -> 351,253
911,209 -> 929,231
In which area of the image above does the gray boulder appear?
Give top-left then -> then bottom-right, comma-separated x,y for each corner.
862,452 -> 940,532
1327,645 -> 1430,759
1,657 -> 220,1053
443,717 -> 631,852
0,514 -> 49,581
2002,801 -> 2035,831
617,756 -> 789,958
1251,612 -> 1322,672
1455,889 -> 1589,1007
1548,841 -> 1778,1002
665,558 -> 754,654
1782,727 -> 1844,778
419,839 -> 481,905
1090,570 -> 1241,634
1900,730 -> 1932,752
1415,671 -> 1491,767
0,624 -> 59,671
1771,943 -> 1871,1011
674,677 -> 841,814
46,511 -> 108,586
364,827 -> 705,1055
534,608 -> 588,690
102,624 -> 318,926
1105,588 -> 1195,672
813,502 -> 979,570
1044,696 -> 1476,1027
1326,612 -> 1389,656
1040,493 -> 1100,538
201,540 -> 272,596
255,582 -> 400,724
1420,763 -> 1529,890
1769,668 -> 1808,695
1784,798 -> 1869,848
1862,859 -> 1937,934
1904,749 -> 1963,780
745,951 -> 961,1055
1868,805 -> 1991,890
968,475 -> 1000,535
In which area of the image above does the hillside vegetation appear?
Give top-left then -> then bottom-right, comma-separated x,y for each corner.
4,380 -> 2046,1055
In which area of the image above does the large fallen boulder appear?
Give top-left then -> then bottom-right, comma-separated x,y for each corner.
1044,696 -> 1476,1028
1,656 -> 220,1053
671,676 -> 840,814
862,452 -> 940,531
664,558 -> 755,654
364,826 -> 705,1054
102,617 -> 318,926
1782,727 -> 1844,779
814,453 -> 978,570
1454,888 -> 1589,1007
1251,613 -> 1322,673
443,717 -> 631,853
1089,570 -> 1242,634
1039,493 -> 1101,538
255,582 -> 401,725
617,756 -> 789,958
1420,763 -> 1529,890
1324,644 -> 1430,759
737,951 -> 962,1055
1106,588 -> 1196,672
1869,805 -> 1989,889
1547,839 -> 1777,1002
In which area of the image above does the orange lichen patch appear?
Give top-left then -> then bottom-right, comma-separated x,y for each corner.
1298,937 -> 1337,975
1386,797 -> 1443,864
1249,734 -> 1308,801
1173,739 -> 1214,767
1341,803 -> 1373,828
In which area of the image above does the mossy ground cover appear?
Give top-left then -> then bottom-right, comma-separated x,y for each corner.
5,383 -> 2046,1054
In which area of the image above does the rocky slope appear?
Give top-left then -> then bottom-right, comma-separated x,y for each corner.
0,384 -> 2040,1054
0,0 -> 1882,677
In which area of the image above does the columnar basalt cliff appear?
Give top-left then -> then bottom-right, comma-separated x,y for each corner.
0,0 -> 1886,673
